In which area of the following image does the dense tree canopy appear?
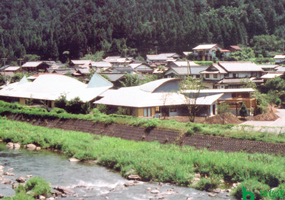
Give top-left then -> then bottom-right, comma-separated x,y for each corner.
1,0 -> 285,64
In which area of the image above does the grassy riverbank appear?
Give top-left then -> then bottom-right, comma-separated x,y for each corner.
1,118 -> 285,198
1,101 -> 285,144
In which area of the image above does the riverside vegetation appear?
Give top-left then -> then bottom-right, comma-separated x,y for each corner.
1,101 -> 285,144
1,118 -> 285,199
3,177 -> 51,200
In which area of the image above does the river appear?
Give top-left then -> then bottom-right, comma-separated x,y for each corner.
0,143 -> 235,200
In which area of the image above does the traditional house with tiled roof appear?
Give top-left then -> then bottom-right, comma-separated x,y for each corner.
200,61 -> 264,89
192,44 -> 222,61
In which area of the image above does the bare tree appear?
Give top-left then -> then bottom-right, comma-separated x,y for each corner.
179,76 -> 204,122
160,92 -> 173,119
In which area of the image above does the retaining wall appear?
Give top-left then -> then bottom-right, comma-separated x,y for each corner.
4,113 -> 285,155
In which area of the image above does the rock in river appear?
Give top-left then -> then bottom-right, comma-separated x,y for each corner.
26,144 -> 36,151
127,174 -> 141,180
16,177 -> 26,183
54,186 -> 75,195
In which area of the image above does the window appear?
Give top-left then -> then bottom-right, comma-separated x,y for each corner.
251,72 -> 257,77
213,74 -> 218,78
169,108 -> 177,112
196,75 -> 200,78
144,108 -> 152,117
206,74 -> 209,78
155,107 -> 160,113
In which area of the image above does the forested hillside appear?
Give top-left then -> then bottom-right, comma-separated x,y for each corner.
0,0 -> 285,63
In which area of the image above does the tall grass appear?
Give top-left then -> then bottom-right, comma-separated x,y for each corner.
1,118 -> 285,193
1,100 -> 285,144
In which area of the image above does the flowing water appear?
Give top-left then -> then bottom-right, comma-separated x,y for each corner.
0,143 -> 236,200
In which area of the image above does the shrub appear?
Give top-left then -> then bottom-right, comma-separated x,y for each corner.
239,103 -> 249,118
2,193 -> 35,200
81,102 -> 91,114
97,104 -> 108,114
143,119 -> 159,129
51,107 -> 67,114
192,124 -> 203,133
116,107 -> 128,115
194,176 -> 220,191
275,98 -> 282,107
24,177 -> 51,197
92,108 -> 101,117
231,180 -> 270,200
65,97 -> 83,114
185,128 -> 194,136
54,95 -> 67,109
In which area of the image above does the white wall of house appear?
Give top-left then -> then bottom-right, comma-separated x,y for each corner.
203,74 -> 223,80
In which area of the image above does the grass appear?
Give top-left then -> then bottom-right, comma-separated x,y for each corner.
1,118 -> 285,196
1,101 -> 285,144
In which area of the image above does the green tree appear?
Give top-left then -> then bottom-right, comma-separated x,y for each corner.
119,74 -> 141,87
239,103 -> 249,118
81,51 -> 105,61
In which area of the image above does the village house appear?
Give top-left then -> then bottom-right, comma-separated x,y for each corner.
200,61 -> 264,89
90,61 -> 112,72
103,56 -> 133,67
98,73 -> 125,88
0,66 -> 21,76
95,78 -> 256,118
128,63 -> 153,74
21,61 -> 50,73
146,53 -> 181,65
229,45 -> 242,52
0,73 -> 113,108
261,65 -> 279,72
164,66 -> 208,79
274,55 -> 285,64
70,60 -> 92,67
192,44 -> 222,61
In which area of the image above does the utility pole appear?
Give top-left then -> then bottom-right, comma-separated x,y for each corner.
1,58 -> 7,66
245,36 -> 249,46
17,58 -> 24,71
282,32 -> 285,55
1,58 -> 7,85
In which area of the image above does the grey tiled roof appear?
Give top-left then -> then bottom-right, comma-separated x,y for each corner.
166,66 -> 208,75
218,61 -> 263,72
99,73 -> 125,82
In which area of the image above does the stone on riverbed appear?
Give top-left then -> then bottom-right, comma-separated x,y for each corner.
124,182 -> 135,187
127,174 -> 141,180
213,188 -> 221,193
26,175 -> 33,178
69,158 -> 80,162
3,172 -> 14,176
6,142 -> 14,149
208,193 -> 216,197
13,143 -> 20,149
1,179 -> 11,184
36,147 -> 41,151
26,144 -> 37,151
54,186 -> 76,194
150,190 -> 160,194
16,177 -> 26,183
39,195 -> 46,200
